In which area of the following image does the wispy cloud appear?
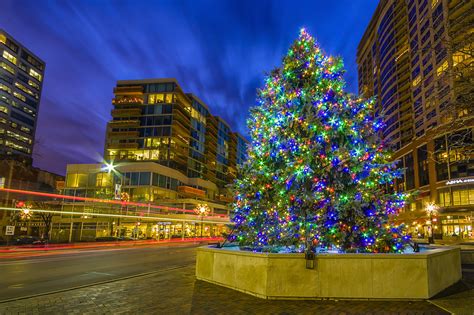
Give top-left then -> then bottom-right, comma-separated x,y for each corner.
0,0 -> 377,174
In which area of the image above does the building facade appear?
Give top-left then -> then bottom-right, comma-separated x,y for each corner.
103,79 -> 246,192
357,0 -> 473,239
0,30 -> 45,161
62,78 -> 247,241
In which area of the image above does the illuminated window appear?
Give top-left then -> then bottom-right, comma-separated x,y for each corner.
28,80 -> 40,90
15,82 -> 36,98
5,140 -> 29,153
1,62 -> 14,74
23,106 -> 34,115
2,50 -> 16,65
0,34 -> 5,44
66,173 -> 88,188
29,68 -> 42,81
437,60 -> 448,76
431,0 -> 439,8
452,48 -> 470,67
13,91 -> 26,102
0,106 -> 7,114
165,94 -> 174,103
0,83 -> 11,94
96,173 -> 112,187
190,107 -> 206,124
412,75 -> 421,86
7,130 -> 32,143
148,94 -> 164,104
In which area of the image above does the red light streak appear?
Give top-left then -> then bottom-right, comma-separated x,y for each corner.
0,237 -> 224,259
0,188 -> 228,219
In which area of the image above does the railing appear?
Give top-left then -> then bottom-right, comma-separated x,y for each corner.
111,108 -> 142,117
177,186 -> 206,197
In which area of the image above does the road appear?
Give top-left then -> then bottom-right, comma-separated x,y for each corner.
0,243 -> 198,301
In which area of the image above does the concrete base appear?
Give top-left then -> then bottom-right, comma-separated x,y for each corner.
461,249 -> 474,264
196,246 -> 462,300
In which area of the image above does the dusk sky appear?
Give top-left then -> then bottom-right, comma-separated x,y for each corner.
0,0 -> 378,175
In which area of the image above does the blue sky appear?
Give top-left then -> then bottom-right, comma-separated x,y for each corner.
0,0 -> 378,174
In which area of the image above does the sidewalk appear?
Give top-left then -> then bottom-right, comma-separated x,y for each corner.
2,263 -> 472,314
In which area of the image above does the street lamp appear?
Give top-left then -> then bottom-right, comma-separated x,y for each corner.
194,204 -> 210,238
102,161 -> 116,173
102,161 -> 126,237
425,202 -> 439,244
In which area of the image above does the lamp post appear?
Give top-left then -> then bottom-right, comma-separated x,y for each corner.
103,161 -> 124,237
426,202 -> 439,244
194,204 -> 210,238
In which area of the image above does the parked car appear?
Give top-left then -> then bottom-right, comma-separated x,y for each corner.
12,236 -> 45,245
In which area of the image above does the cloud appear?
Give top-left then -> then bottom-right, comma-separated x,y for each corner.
0,0 -> 378,175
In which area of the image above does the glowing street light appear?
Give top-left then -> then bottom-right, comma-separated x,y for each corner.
425,202 -> 439,244
194,204 -> 210,238
102,161 -> 116,173
20,207 -> 32,220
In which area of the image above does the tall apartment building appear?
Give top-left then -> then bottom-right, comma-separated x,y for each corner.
357,0 -> 473,239
0,30 -> 45,161
64,79 -> 247,240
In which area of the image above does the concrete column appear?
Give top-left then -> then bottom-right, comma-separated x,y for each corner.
79,221 -> 84,241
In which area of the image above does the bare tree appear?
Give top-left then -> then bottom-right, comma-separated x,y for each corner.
30,201 -> 59,241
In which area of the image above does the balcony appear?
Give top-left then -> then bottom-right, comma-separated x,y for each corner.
108,130 -> 139,138
108,119 -> 140,127
113,85 -> 144,95
111,108 -> 142,117
177,185 -> 206,197
106,142 -> 139,150
215,195 -> 233,203
112,97 -> 143,105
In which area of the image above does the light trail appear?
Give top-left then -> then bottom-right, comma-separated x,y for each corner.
0,187 -> 229,218
0,238 -> 223,260
0,206 -> 231,224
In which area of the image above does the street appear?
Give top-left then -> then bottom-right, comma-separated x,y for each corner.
0,243 -> 197,301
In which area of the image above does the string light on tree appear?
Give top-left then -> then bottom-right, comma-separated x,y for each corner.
230,28 -> 410,254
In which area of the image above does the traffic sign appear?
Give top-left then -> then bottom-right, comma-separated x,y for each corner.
5,225 -> 15,235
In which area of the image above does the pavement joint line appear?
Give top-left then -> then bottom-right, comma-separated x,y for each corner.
427,300 -> 454,314
0,264 -> 193,304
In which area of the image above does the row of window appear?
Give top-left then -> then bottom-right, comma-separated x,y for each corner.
438,186 -> 474,207
1,48 -> 43,80
66,171 -> 183,191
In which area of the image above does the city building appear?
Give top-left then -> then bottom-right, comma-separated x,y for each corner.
357,0 -> 473,240
0,161 -> 64,238
0,29 -> 45,162
61,78 -> 247,241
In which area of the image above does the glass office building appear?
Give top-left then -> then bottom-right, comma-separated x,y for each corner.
0,29 -> 45,161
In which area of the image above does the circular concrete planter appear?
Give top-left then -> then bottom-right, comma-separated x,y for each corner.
196,246 -> 461,299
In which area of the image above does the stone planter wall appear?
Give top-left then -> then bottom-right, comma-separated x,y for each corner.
196,246 -> 461,299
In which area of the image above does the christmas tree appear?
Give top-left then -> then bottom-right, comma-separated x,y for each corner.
231,29 -> 410,253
